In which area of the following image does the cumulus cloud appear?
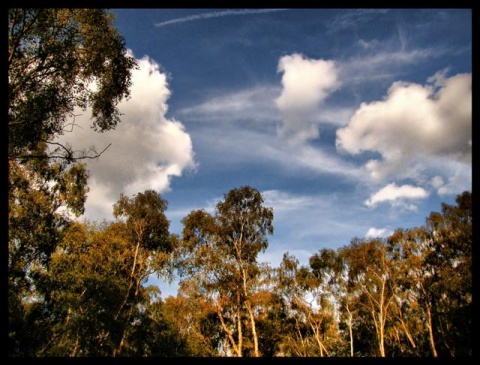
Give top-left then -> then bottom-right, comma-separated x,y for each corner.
364,183 -> 429,209
57,54 -> 196,220
336,72 -> 471,182
275,53 -> 340,144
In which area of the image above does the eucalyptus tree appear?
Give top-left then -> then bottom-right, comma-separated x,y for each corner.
387,226 -> 438,356
35,221 -> 133,356
177,186 -> 273,357
309,248 -> 350,356
275,251 -> 340,357
26,189 -> 174,356
424,191 -> 472,356
111,190 -> 174,356
385,191 -> 472,357
8,9 -> 136,355
339,237 -> 401,357
8,8 -> 136,162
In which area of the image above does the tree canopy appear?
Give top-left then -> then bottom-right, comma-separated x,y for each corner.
8,8 -> 136,162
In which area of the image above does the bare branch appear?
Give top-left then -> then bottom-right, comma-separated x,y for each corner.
62,113 -> 84,133
9,142 -> 112,162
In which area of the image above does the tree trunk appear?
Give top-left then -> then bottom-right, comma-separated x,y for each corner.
346,304 -> 354,357
426,304 -> 438,357
237,305 -> 243,357
217,303 -> 241,356
245,301 -> 260,357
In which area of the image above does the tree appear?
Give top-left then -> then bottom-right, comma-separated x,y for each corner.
8,8 -> 136,162
162,279 -> 226,356
339,237 -> 400,357
424,191 -> 472,356
275,251 -> 342,357
177,186 -> 274,356
21,189 -> 176,356
8,159 -> 89,355
8,9 -> 136,355
127,296 -> 193,357
308,248 -> 349,356
388,226 -> 438,356
35,221 -> 133,356
111,190 -> 173,356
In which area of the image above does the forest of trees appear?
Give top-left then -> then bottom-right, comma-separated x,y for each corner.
8,9 -> 472,357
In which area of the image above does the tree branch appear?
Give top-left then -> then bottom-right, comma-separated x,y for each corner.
10,142 -> 112,162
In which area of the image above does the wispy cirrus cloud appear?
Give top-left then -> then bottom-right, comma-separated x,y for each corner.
325,9 -> 390,32
177,85 -> 281,124
154,9 -> 288,28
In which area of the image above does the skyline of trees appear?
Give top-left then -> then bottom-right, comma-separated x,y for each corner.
8,184 -> 473,357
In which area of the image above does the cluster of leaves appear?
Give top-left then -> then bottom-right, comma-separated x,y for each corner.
8,8 -> 136,162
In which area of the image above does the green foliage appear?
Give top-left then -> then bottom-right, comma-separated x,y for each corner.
113,190 -> 171,252
8,8 -> 136,356
8,160 -> 472,357
8,8 -> 136,161
424,191 -> 472,356
177,186 -> 274,356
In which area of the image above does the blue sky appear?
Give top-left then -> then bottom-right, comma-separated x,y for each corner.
57,8 -> 472,297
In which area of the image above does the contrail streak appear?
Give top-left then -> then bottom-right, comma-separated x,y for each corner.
154,9 -> 288,28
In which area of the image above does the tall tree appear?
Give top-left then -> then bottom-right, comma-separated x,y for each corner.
388,226 -> 438,356
163,279 -> 226,356
424,191 -> 472,356
35,221 -> 133,356
178,186 -> 273,357
111,190 -> 173,356
340,237 -> 400,357
309,248 -> 349,356
8,9 -> 136,356
26,190 -> 175,356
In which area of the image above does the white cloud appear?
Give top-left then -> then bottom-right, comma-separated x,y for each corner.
57,54 -> 196,221
364,183 -> 429,209
275,53 -> 340,144
365,227 -> 393,238
336,72 -> 471,182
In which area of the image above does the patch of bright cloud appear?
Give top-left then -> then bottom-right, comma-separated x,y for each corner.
154,9 -> 288,28
365,227 -> 393,238
364,183 -> 429,209
336,72 -> 471,182
275,53 -> 340,144
56,53 -> 196,221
